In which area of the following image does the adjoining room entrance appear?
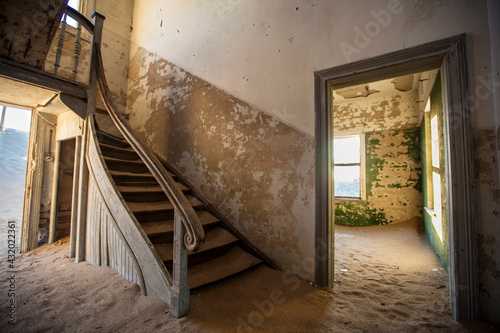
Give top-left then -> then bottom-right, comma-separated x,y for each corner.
330,69 -> 454,325
314,35 -> 477,321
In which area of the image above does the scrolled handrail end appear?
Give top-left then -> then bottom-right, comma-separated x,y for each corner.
184,233 -> 205,253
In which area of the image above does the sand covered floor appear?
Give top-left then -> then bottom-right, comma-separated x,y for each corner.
1,220 -> 498,332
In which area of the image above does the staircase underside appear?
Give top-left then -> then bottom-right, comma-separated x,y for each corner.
95,123 -> 264,291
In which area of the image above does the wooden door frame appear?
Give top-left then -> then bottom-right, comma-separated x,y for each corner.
314,34 -> 478,321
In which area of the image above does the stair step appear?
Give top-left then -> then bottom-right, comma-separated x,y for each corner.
128,195 -> 204,223
142,210 -> 219,243
104,156 -> 149,173
127,195 -> 203,213
118,183 -> 189,193
100,143 -> 139,161
154,226 -> 239,269
96,130 -> 129,148
118,184 -> 190,202
109,169 -> 176,186
188,246 -> 263,290
118,183 -> 189,202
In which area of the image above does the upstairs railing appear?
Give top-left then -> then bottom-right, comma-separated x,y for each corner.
54,6 -> 206,317
44,6 -> 94,84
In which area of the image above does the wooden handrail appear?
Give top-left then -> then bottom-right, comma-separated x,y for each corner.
92,42 -> 205,252
65,6 -> 94,33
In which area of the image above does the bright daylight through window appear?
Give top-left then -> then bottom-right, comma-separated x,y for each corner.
62,0 -> 80,28
334,135 -> 362,199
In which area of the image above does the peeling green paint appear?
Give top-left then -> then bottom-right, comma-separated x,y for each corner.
335,201 -> 389,226
336,127 -> 423,226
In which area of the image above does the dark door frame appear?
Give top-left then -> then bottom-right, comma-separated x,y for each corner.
314,34 -> 478,321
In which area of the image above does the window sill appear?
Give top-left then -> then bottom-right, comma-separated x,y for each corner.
424,207 -> 437,217
335,197 -> 366,203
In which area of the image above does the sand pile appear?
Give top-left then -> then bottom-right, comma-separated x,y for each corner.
0,220 -> 498,332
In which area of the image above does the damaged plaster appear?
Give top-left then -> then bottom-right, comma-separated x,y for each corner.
333,92 -> 423,226
127,48 -> 315,279
474,126 -> 500,320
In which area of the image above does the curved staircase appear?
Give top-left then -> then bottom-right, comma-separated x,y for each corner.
95,127 -> 263,290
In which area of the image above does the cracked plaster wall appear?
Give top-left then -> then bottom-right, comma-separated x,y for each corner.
126,48 -> 315,280
333,93 -> 423,226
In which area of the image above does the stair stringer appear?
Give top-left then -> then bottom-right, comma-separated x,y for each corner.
86,117 -> 174,304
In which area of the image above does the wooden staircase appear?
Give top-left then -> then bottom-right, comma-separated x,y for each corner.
96,127 -> 263,290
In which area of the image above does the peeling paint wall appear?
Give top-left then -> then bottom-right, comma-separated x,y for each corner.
127,48 -> 315,279
474,126 -> 500,321
333,93 -> 423,226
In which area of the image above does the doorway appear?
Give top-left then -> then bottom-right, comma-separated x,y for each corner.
54,138 -> 76,241
314,35 -> 477,321
0,105 -> 32,255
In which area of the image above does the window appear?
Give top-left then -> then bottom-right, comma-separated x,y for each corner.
62,0 -> 80,28
334,134 -> 364,199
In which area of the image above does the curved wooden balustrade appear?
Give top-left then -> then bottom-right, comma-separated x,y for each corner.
93,42 -> 205,253
86,114 -> 174,305
61,8 -> 205,317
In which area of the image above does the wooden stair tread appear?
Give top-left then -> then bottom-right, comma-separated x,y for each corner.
109,169 -> 175,178
141,211 -> 219,237
100,142 -> 134,152
97,130 -> 126,141
127,195 -> 203,212
104,156 -> 142,163
118,183 -> 189,193
153,226 -> 238,262
188,246 -> 263,289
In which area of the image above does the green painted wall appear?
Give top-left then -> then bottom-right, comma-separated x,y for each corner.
335,128 -> 423,226
421,74 -> 449,272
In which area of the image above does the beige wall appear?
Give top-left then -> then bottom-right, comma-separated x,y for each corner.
126,0 -> 500,321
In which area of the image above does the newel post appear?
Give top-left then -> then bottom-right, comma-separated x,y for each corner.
75,12 -> 105,263
171,210 -> 190,317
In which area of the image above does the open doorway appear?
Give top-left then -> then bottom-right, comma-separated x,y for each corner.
314,35 -> 477,321
330,69 -> 455,323
0,105 -> 32,255
54,138 -> 76,241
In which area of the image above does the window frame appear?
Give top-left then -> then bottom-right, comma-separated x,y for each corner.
333,133 -> 366,201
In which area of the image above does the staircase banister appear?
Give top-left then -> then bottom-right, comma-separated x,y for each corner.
92,42 -> 205,252
64,6 -> 95,34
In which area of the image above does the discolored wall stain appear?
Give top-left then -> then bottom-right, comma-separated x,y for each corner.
126,48 -> 315,279
474,126 -> 500,318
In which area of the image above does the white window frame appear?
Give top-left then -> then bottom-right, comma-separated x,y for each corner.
333,133 -> 366,201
